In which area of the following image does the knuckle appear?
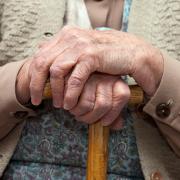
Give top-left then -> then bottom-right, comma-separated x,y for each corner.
50,66 -> 63,78
122,88 -> 131,100
34,56 -> 49,71
80,100 -> 94,111
115,85 -> 130,101
77,59 -> 95,76
68,75 -> 83,88
84,53 -> 98,71
96,98 -> 111,111
84,46 -> 96,57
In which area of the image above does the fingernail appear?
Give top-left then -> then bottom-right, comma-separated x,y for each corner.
31,98 -> 41,106
53,100 -> 61,108
63,102 -> 70,110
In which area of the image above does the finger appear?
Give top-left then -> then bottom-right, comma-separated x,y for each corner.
30,27 -> 90,106
75,79 -> 112,124
70,77 -> 97,116
30,44 -> 72,105
64,55 -> 97,110
110,115 -> 124,130
101,80 -> 130,126
29,56 -> 51,105
50,48 -> 81,108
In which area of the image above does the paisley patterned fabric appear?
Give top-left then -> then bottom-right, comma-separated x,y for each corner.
3,103 -> 143,179
3,0 -> 144,179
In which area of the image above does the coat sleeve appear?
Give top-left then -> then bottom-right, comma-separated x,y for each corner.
0,60 -> 35,140
144,53 -> 180,157
0,59 -> 37,177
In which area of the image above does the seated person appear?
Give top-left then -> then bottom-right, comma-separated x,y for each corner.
0,0 -> 179,179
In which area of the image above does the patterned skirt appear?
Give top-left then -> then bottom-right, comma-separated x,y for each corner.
3,101 -> 144,180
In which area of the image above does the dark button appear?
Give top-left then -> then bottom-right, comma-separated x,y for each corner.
14,111 -> 28,119
44,32 -> 53,37
0,154 -> 3,158
150,171 -> 163,180
156,103 -> 170,118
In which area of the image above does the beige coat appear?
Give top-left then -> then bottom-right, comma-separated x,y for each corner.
0,0 -> 180,179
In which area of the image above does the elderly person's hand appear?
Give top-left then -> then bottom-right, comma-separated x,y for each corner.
69,73 -> 130,129
16,26 -> 163,112
16,60 -> 130,129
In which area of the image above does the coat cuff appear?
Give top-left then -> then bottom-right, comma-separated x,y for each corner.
0,60 -> 35,126
143,53 -> 180,130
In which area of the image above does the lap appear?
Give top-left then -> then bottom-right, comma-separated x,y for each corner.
3,101 -> 144,179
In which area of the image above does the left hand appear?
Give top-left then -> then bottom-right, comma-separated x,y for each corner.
26,26 -> 163,110
69,73 -> 130,129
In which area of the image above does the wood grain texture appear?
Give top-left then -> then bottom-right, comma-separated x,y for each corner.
43,82 -> 143,105
87,121 -> 109,180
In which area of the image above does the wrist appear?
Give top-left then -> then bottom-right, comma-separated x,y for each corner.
133,45 -> 164,97
16,60 -> 30,105
147,47 -> 164,96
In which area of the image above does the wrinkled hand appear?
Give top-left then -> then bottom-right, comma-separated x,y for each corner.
69,73 -> 130,129
16,26 -> 163,111
16,60 -> 129,130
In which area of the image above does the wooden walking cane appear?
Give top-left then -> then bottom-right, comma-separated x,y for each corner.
43,81 -> 143,180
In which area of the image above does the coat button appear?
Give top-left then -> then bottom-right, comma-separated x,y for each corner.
44,32 -> 53,37
14,111 -> 28,119
150,171 -> 163,180
156,103 -> 170,118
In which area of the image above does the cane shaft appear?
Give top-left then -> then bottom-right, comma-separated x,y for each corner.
87,121 -> 109,180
